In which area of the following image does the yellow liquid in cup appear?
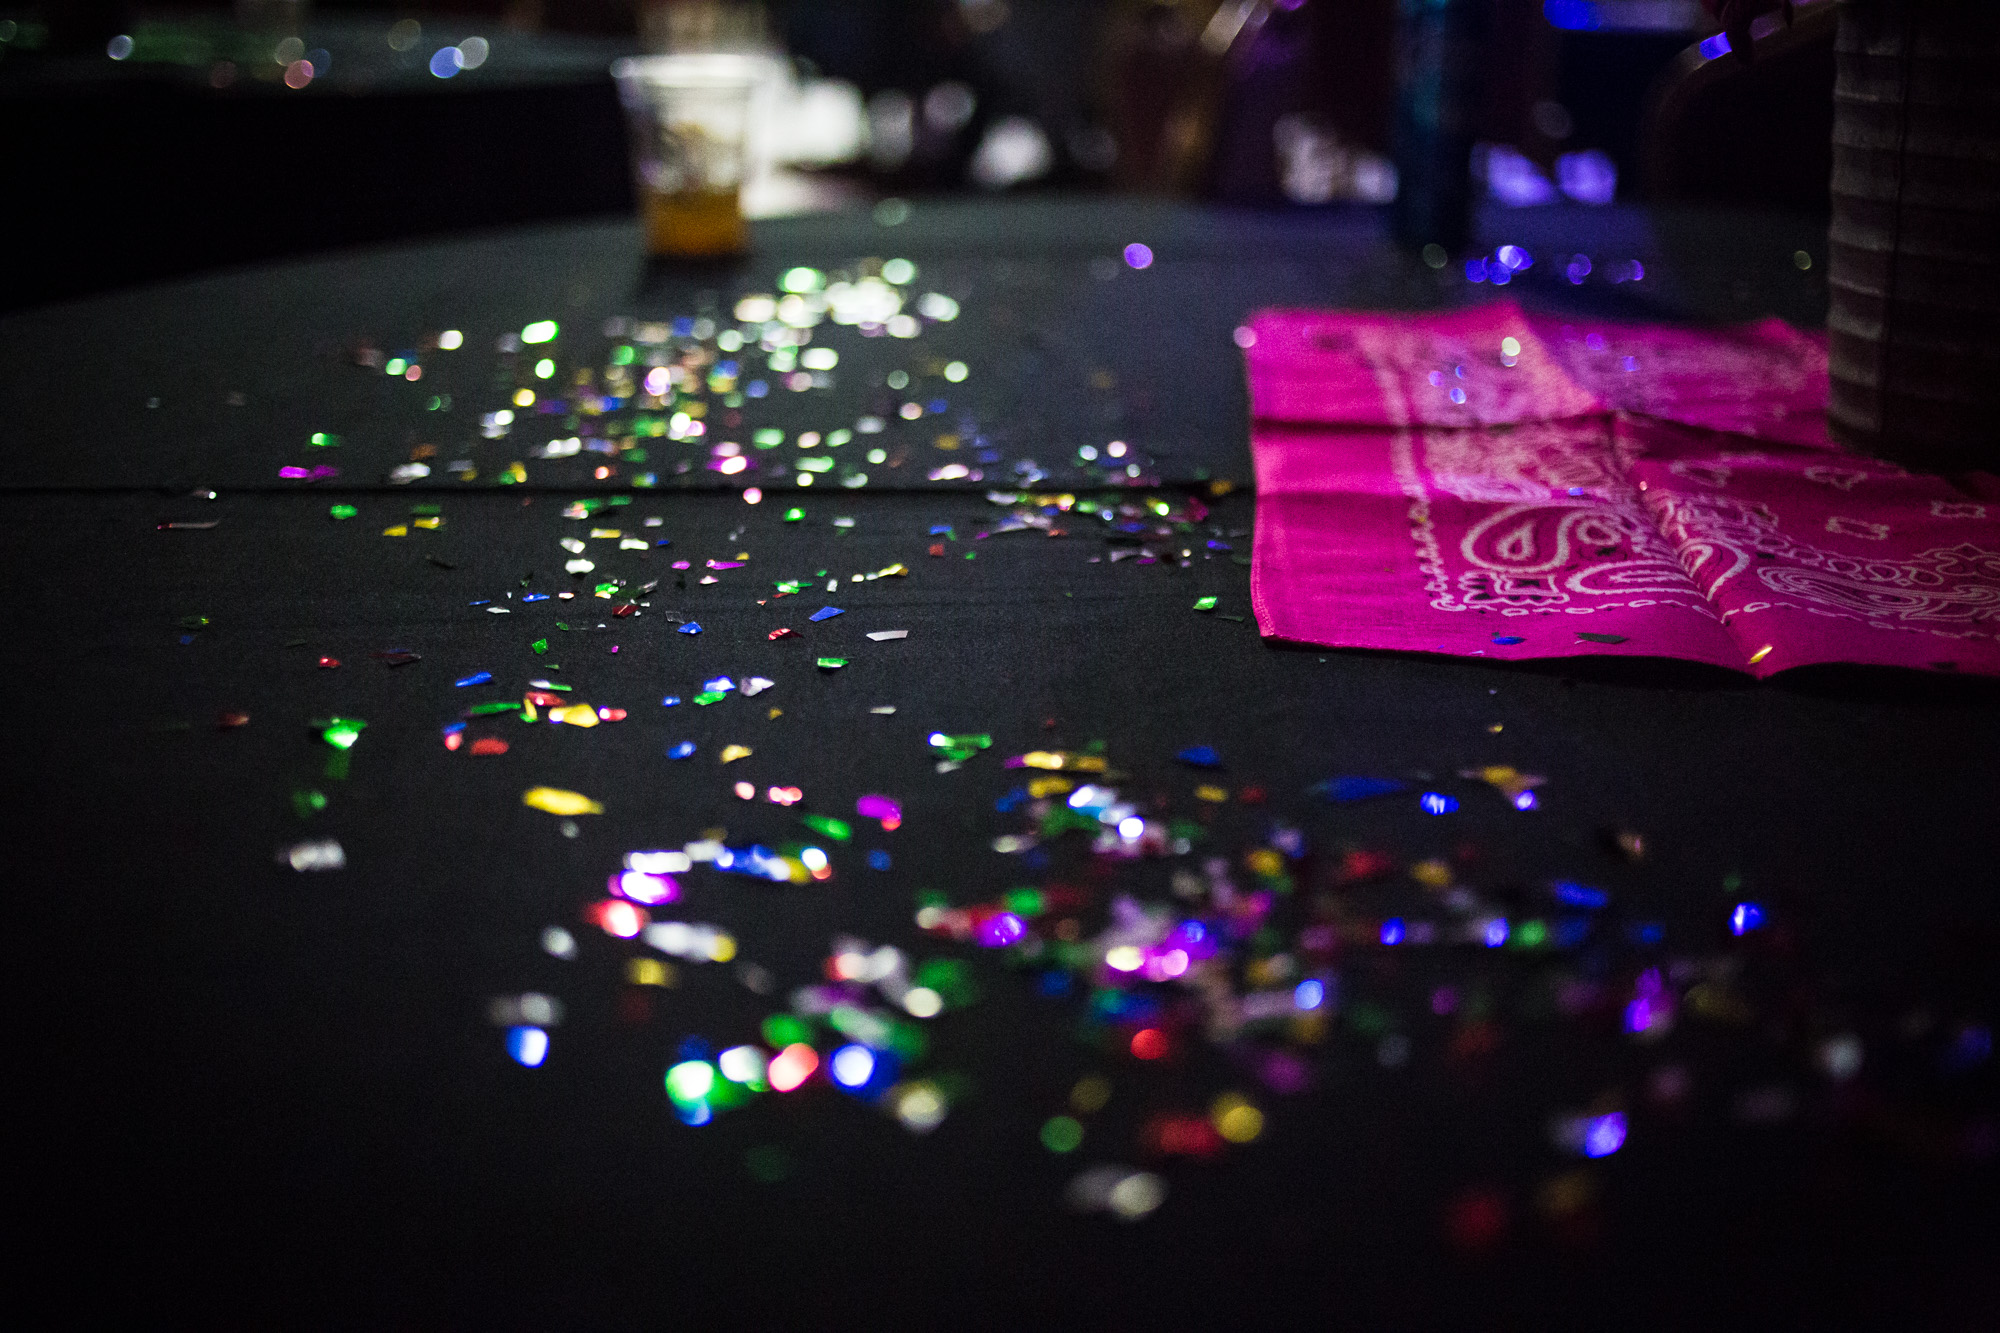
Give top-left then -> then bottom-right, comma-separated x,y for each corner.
643,187 -> 748,258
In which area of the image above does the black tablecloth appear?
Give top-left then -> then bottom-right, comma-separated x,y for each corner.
12,200 -> 1996,1329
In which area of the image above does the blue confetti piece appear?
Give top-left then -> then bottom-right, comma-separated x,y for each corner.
810,606 -> 844,622
661,695 -> 681,707
1553,880 -> 1610,910
454,671 -> 494,688
1177,745 -> 1223,768
1729,902 -> 1765,936
1492,634 -> 1524,645
468,599 -> 491,606
1311,776 -> 1408,803
655,538 -> 672,548
929,524 -> 954,536
1419,792 -> 1459,815
679,622 -> 702,635
1205,540 -> 1232,551
522,593 -> 549,602
867,850 -> 892,871
667,741 -> 696,760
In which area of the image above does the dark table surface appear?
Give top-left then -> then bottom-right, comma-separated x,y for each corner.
12,198 -> 1997,1330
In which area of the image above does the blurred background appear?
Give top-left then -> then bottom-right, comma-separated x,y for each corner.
0,0 -> 1839,309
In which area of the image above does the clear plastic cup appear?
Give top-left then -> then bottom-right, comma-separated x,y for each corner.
612,54 -> 762,258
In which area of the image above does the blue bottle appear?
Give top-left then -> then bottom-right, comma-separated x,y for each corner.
1391,0 -> 1488,253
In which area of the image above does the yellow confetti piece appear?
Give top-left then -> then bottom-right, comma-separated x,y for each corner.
1017,750 -> 1109,773
627,957 -> 675,987
1245,848 -> 1282,876
1211,1093 -> 1264,1144
412,516 -> 442,530
382,525 -> 408,537
1410,858 -> 1453,888
720,745 -> 753,764
1748,644 -> 1774,664
589,528 -> 622,538
768,708 -> 783,719
548,704 -> 599,727
503,462 -> 527,484
1195,784 -> 1230,803
1460,765 -> 1545,801
522,786 -> 603,816
1027,776 -> 1074,799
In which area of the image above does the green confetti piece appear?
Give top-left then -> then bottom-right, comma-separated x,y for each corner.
1040,1116 -> 1084,1154
467,700 -> 523,716
1002,887 -> 1047,917
928,732 -> 993,762
521,319 -> 559,344
963,551 -> 976,560
318,717 -> 367,750
800,813 -> 852,842
1193,596 -> 1218,611
816,657 -> 849,670
693,690 -> 728,706
784,508 -> 805,522
291,789 -> 327,818
309,432 -> 341,448
328,504 -> 358,520
531,639 -> 549,654
761,1013 -> 813,1048
912,956 -> 977,1005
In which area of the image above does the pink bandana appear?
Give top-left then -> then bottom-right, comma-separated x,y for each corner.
1246,302 -> 2000,677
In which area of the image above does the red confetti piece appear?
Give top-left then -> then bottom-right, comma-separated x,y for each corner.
470,737 -> 509,756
